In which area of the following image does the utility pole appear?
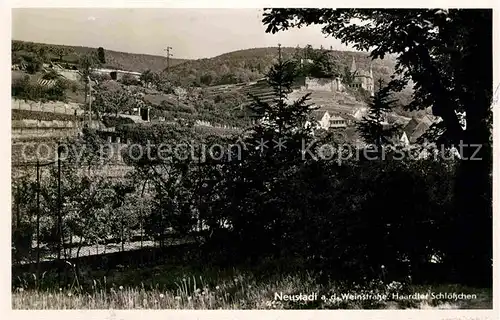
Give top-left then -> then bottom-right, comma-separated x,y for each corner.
87,76 -> 92,127
36,160 -> 40,282
57,144 -> 62,284
164,46 -> 173,73
16,184 -> 20,228
278,43 -> 282,61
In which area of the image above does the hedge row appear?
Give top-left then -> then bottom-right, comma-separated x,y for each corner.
12,109 -> 83,122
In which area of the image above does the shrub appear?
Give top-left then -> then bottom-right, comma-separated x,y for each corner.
120,74 -> 141,86
11,75 -> 69,102
101,116 -> 135,127
12,109 -> 83,122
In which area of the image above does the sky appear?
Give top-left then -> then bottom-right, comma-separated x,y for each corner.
12,8 -> 353,59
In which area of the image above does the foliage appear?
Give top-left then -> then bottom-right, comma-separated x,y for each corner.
52,46 -> 75,62
97,47 -> 106,64
139,69 -> 157,88
11,75 -> 71,102
15,53 -> 44,74
11,12 -> 491,288
168,46 -> 396,88
93,84 -> 135,116
101,115 -> 136,127
12,40 -> 187,72
262,9 -> 492,146
262,8 -> 493,286
248,51 -> 315,135
12,267 -> 490,309
12,178 -> 37,263
91,72 -> 112,82
293,45 -> 340,78
12,109 -> 83,122
119,73 -> 141,86
12,132 -> 137,264
109,181 -> 139,250
78,53 -> 101,81
88,52 -> 467,286
357,79 -> 400,146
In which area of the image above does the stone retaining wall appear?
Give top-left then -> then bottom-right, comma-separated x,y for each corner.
12,98 -> 84,116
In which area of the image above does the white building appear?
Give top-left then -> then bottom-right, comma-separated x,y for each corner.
329,115 -> 347,129
311,110 -> 331,130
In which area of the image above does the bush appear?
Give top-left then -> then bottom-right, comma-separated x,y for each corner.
101,116 -> 135,127
120,74 -> 141,86
11,75 -> 69,102
91,72 -> 112,82
12,109 -> 83,122
192,140 -> 459,284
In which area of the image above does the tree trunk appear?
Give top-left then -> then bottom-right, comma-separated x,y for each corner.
448,124 -> 492,286
75,237 -> 84,284
121,219 -> 124,252
84,81 -> 88,104
69,234 -> 73,259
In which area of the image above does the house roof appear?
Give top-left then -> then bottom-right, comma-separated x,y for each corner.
404,117 -> 431,143
420,115 -> 434,126
312,110 -> 329,121
329,115 -> 345,121
404,117 -> 419,135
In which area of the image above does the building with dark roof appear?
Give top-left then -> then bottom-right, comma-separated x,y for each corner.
349,57 -> 374,96
403,117 -> 431,143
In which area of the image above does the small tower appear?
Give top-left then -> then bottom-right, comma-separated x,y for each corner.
369,63 -> 375,96
350,57 -> 357,73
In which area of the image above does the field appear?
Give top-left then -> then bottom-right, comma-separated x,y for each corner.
12,262 -> 492,309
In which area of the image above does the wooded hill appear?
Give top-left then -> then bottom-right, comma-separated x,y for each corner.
12,40 -> 417,115
169,47 -> 398,87
11,40 -> 188,72
12,41 -> 397,84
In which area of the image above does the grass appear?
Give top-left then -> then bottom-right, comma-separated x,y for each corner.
12,263 -> 492,309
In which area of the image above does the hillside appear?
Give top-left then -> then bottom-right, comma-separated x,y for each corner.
185,47 -> 416,117
12,41 -> 418,118
12,40 -> 188,72
169,47 -> 398,87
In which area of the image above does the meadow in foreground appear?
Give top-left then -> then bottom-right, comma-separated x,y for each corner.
12,264 -> 492,309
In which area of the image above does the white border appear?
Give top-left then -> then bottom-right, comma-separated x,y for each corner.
1,2 -> 499,320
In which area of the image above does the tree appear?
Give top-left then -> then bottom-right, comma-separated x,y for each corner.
248,51 -> 314,137
33,45 -> 49,63
22,53 -> 43,74
11,178 -> 37,263
94,86 -> 134,116
262,9 -> 491,149
357,79 -> 399,147
110,181 -> 137,252
36,141 -> 115,263
312,48 -> 339,78
78,53 -> 100,103
199,73 -> 213,86
140,69 -> 155,88
97,47 -> 106,64
51,46 -> 73,62
44,78 -> 70,102
342,65 -> 357,86
219,47 -> 318,262
12,40 -> 25,53
122,124 -> 203,247
120,73 -> 140,86
262,8 -> 493,286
